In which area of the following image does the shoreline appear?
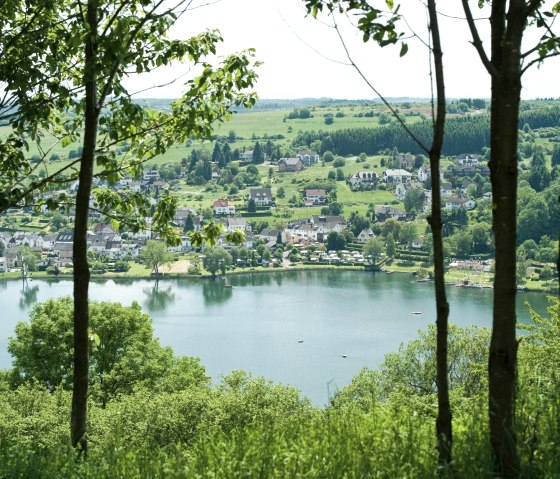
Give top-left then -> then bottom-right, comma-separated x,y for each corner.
1,265 -> 557,293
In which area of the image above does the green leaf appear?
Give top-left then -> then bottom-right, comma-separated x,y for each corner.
400,42 -> 408,57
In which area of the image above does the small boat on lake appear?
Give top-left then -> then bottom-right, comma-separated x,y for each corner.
412,311 -> 422,315
341,353 -> 347,358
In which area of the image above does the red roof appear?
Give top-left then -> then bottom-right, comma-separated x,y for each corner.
214,200 -> 229,207
305,189 -> 327,196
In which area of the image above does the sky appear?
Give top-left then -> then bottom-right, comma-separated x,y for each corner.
126,0 -> 560,100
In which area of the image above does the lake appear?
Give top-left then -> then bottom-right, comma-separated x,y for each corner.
0,270 -> 551,405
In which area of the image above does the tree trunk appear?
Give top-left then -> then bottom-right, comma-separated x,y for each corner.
71,0 -> 98,452
487,1 -> 524,476
426,0 -> 452,466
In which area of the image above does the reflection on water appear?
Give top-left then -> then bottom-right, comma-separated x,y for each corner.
19,282 -> 39,309
202,279 -> 233,305
143,281 -> 176,312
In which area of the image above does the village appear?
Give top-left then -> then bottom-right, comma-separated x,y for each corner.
0,148 -> 497,279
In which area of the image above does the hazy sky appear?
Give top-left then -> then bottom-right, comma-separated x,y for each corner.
127,0 -> 560,100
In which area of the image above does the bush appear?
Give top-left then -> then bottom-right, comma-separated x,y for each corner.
114,260 -> 130,272
333,158 -> 346,167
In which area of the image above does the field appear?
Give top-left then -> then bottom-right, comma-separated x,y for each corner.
2,98 -> 558,232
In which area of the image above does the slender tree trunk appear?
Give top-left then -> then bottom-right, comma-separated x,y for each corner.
426,0 -> 451,466
487,1 -> 524,476
71,0 -> 98,452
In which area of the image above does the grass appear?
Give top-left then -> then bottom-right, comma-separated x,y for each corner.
1,385 -> 558,478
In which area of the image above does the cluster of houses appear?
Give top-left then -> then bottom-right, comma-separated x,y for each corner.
0,223 -> 148,272
0,148 -> 489,272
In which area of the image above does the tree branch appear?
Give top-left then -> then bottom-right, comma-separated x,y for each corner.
331,18 -> 429,153
461,0 -> 500,78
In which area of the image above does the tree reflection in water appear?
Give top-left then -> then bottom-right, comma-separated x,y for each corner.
202,278 -> 233,306
19,281 -> 39,309
143,280 -> 176,312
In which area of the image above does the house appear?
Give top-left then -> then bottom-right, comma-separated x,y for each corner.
116,176 -> 133,188
173,208 -> 198,226
257,228 -> 283,245
214,200 -> 236,215
411,236 -> 425,249
10,232 -> 41,248
0,231 -> 12,247
55,231 -> 74,244
348,171 -> 377,187
3,247 -> 19,268
240,150 -> 253,161
304,189 -> 328,206
121,241 -> 141,257
375,205 -> 407,222
105,237 -> 123,259
93,223 -> 119,235
418,164 -> 431,182
129,181 -> 143,192
395,181 -> 424,201
383,169 -> 413,184
41,234 -> 58,251
0,257 -> 6,273
278,158 -> 304,172
142,169 -> 160,181
311,215 -> 348,242
226,217 -> 249,232
55,242 -> 74,264
286,220 -> 317,243
152,180 -> 168,190
87,234 -> 108,253
356,229 -> 376,244
310,215 -> 347,228
441,182 -> 453,197
449,164 -> 490,178
249,188 -> 273,206
445,197 -> 476,211
456,154 -> 481,166
393,153 -> 414,170
296,149 -> 320,165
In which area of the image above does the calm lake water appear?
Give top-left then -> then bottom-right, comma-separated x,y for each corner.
0,270 -> 551,405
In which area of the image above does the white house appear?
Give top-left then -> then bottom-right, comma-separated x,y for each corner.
383,169 -> 413,184
418,164 -> 431,182
142,169 -> 160,181
356,229 -> 375,244
227,217 -> 249,232
348,171 -> 377,187
249,188 -> 273,206
304,189 -> 327,206
456,154 -> 480,166
395,181 -> 424,201
214,199 -> 236,215
240,150 -> 253,161
296,149 -> 320,165
0,257 -> 6,273
445,197 -> 476,211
